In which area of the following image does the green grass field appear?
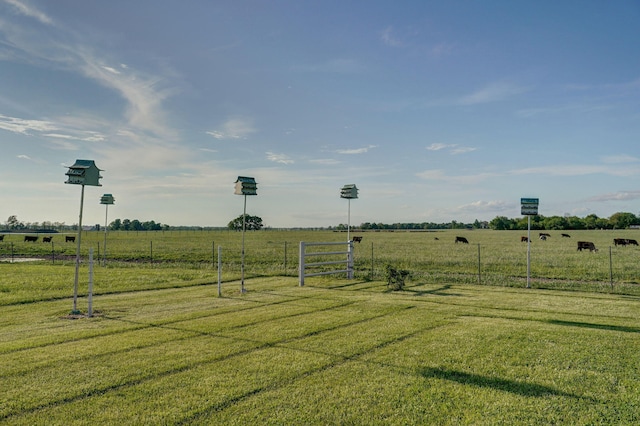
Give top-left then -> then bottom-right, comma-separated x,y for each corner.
1,274 -> 640,424
1,229 -> 640,424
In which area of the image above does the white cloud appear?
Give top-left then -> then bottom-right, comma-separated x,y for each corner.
207,117 -> 255,140
17,154 -> 31,160
310,158 -> 341,165
602,154 -> 638,164
266,152 -> 294,164
426,143 -> 450,151
336,145 -> 376,155
450,146 -> 477,155
5,0 -> 53,25
586,190 -> 640,202
458,82 -> 528,105
426,143 -> 476,155
456,200 -> 512,213
381,26 -> 403,47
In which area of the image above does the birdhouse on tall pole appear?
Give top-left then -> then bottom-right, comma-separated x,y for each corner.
235,176 -> 258,293
340,184 -> 358,242
65,159 -> 103,314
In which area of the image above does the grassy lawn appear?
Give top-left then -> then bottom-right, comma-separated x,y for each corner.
1,271 -> 640,424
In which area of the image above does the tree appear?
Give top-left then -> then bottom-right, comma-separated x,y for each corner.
5,215 -> 24,230
228,214 -> 264,231
609,212 -> 638,229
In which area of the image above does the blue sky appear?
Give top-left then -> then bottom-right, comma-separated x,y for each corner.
1,0 -> 639,228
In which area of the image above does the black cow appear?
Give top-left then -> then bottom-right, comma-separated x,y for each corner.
24,235 -> 38,242
352,236 -> 362,243
628,239 -> 639,246
539,232 -> 551,238
521,236 -> 529,242
539,235 -> 547,241
0,235 -> 4,242
561,233 -> 571,238
42,236 -> 53,243
577,241 -> 597,252
455,236 -> 469,244
614,238 -> 627,246
65,236 -> 76,243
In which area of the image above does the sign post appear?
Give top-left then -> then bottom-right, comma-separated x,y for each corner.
521,198 -> 539,289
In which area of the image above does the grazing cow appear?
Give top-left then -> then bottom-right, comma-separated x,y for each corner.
539,232 -> 551,238
42,236 -> 53,243
24,235 -> 38,242
577,241 -> 597,252
539,235 -> 547,241
434,237 -> 439,241
561,233 -> 571,238
521,236 -> 529,242
627,239 -> 639,246
455,236 -> 469,244
352,236 -> 363,243
614,238 -> 627,246
65,236 -> 76,243
0,235 -> 4,242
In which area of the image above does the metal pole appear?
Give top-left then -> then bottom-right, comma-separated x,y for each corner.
241,194 -> 247,293
299,241 -> 305,286
73,184 -> 85,313
347,198 -> 351,242
347,240 -> 354,279
526,215 -> 531,289
88,248 -> 94,317
103,204 -> 109,266
477,243 -> 481,285
609,246 -> 613,289
218,245 -> 222,297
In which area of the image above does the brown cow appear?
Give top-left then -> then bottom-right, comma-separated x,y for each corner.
521,236 -> 529,242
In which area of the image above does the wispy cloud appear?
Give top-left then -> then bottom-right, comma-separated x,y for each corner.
458,82 -> 528,105
309,158 -> 341,165
416,169 -> 497,184
336,145 -> 376,155
17,154 -> 31,160
207,117 -> 255,140
586,190 -> 640,202
266,152 -> 294,164
455,200 -> 512,213
601,154 -> 638,164
426,143 -> 476,155
381,26 -> 403,47
4,0 -> 53,25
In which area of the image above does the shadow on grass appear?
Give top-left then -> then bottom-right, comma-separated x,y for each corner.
419,367 -> 590,400
404,284 -> 463,297
546,319 -> 640,334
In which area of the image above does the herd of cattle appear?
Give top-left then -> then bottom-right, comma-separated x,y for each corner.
0,235 -> 76,243
450,232 -> 638,253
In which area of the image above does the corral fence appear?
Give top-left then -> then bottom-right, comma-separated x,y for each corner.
298,241 -> 353,286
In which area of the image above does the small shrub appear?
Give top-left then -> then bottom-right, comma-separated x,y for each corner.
384,264 -> 410,291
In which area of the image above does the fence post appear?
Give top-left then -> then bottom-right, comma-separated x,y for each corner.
284,241 -> 287,272
299,241 -> 305,286
370,241 -> 374,281
218,245 -> 222,297
88,248 -> 94,317
609,246 -> 613,290
347,240 -> 354,279
477,243 -> 481,285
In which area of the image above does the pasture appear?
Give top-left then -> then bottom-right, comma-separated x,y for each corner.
2,273 -> 640,424
1,228 -> 639,298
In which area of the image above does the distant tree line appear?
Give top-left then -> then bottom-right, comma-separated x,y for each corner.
488,212 -> 639,230
109,218 -> 169,231
342,212 -> 640,232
